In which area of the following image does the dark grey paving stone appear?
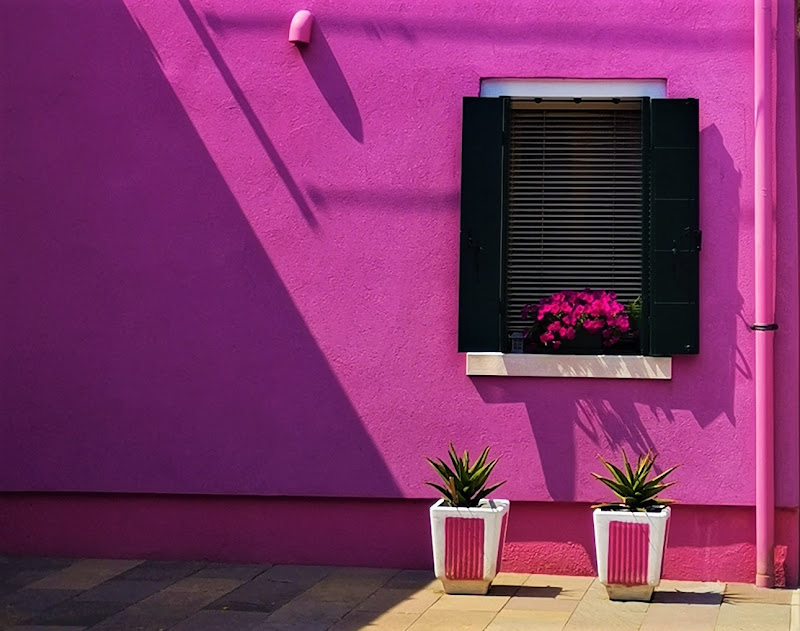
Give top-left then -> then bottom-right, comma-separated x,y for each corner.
75,579 -> 174,604
193,564 -> 271,581
0,558 -> 74,573
8,626 -> 86,630
91,604 -> 194,631
1,588 -> 82,621
205,575 -> 308,614
113,561 -> 206,583
258,566 -> 333,589
170,609 -> 273,630
27,599 -> 128,627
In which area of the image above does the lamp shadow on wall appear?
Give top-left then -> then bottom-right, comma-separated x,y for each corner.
299,22 -> 363,144
472,124 -> 745,504
0,0 -> 398,504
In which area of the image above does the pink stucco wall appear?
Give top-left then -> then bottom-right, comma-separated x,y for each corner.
1,0 -> 798,580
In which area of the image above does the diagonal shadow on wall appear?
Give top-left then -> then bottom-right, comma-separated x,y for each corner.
0,0 -> 398,499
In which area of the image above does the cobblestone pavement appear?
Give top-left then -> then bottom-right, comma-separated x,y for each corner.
0,557 -> 797,630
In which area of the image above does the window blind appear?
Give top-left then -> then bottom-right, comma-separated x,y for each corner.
504,102 -> 643,335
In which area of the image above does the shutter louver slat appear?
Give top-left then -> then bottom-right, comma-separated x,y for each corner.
505,106 -> 643,336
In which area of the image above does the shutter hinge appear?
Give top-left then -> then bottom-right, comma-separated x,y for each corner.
693,229 -> 702,251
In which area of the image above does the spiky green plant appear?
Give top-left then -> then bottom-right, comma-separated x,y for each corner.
426,444 -> 505,508
592,450 -> 677,511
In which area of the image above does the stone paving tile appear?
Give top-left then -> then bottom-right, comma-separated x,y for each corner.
205,573 -> 314,613
523,574 -> 594,600
26,559 -> 141,591
652,580 -> 725,605
0,558 -> 74,592
259,565 -> 334,588
264,599 -> 354,628
113,560 -> 206,583
503,593 -> 579,613
406,608 -> 497,630
169,609 -> 274,630
724,582 -> 795,605
74,579 -> 174,604
1,588 -> 83,625
295,568 -> 397,606
25,599 -> 129,627
330,609 -> 421,630
89,604 -> 193,631
486,609 -> 571,630
639,602 -> 720,630
353,587 -> 441,614
193,563 -> 270,581
563,595 -> 649,631
8,626 -> 87,631
491,573 -> 531,588
429,593 -> 510,612
383,570 -> 441,592
715,601 -> 792,630
161,576 -> 244,595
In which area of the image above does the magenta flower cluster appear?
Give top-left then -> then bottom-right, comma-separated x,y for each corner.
522,290 -> 632,349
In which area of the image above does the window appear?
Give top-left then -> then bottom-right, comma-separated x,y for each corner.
457,96 -> 700,357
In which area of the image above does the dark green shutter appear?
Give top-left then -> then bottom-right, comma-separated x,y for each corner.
646,98 -> 700,355
458,97 -> 508,352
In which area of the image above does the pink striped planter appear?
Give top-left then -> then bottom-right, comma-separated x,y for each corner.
593,506 -> 671,601
430,499 -> 510,594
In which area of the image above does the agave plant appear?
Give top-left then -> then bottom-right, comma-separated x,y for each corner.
426,444 -> 505,508
592,450 -> 677,511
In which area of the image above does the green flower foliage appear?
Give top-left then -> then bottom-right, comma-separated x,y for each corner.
592,450 -> 678,511
426,444 -> 506,508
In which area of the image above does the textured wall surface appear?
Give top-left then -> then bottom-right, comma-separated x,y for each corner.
1,0 -> 798,514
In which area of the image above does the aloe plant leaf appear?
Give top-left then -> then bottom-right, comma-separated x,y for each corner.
591,474 -> 628,500
647,466 -> 679,487
425,482 -> 453,501
474,481 -> 506,503
622,450 -> 634,483
599,458 -> 629,487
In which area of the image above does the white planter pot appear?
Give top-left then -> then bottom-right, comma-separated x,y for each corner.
593,506 -> 671,601
429,498 -> 510,594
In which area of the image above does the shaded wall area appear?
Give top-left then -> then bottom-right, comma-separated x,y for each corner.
0,0 -> 397,497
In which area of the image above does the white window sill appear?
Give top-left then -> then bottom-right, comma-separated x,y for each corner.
466,353 -> 671,380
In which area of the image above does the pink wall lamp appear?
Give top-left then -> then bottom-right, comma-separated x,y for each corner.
289,10 -> 313,45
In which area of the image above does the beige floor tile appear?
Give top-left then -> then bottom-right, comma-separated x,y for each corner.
26,559 -> 142,591
503,595 -> 579,613
331,610 -> 421,630
791,590 -> 800,631
266,599 -> 354,626
491,573 -> 531,587
524,574 -> 595,600
658,580 -> 725,594
724,583 -> 795,605
384,571 -> 440,592
407,609 -> 496,630
639,602 -> 719,631
354,587 -> 441,614
428,593 -> 510,612
715,602 -> 791,630
300,568 -> 397,604
564,598 -> 648,631
485,609 -> 570,630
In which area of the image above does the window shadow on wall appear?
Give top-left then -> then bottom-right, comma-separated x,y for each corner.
0,0 -> 397,499
472,124 -> 745,503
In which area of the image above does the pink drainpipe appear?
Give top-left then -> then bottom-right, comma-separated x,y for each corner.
754,0 -> 775,588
